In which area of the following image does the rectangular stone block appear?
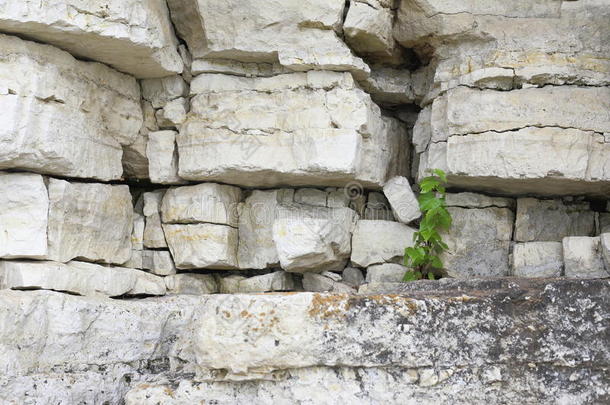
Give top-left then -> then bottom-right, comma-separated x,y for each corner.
512,242 -> 563,278
0,0 -> 183,78
46,179 -> 133,265
563,236 -> 608,279
0,172 -> 48,259
163,223 -> 238,269
0,34 -> 142,181
178,71 -> 408,188
350,220 -> 416,267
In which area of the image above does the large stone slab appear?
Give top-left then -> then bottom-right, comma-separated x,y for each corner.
350,220 -> 417,267
1,278 -> 609,403
46,179 -> 133,265
0,0 -> 183,78
512,242 -> 564,278
0,172 -> 48,259
563,236 -> 609,279
166,0 -> 368,77
163,223 -> 239,269
0,34 -> 142,181
178,71 -> 408,188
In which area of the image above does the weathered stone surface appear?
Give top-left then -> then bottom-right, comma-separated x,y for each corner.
46,179 -> 133,265
142,250 -> 177,276
217,275 -> 246,294
441,207 -> 514,278
156,97 -> 189,128
141,76 -> 189,109
515,198 -> 596,242
124,214 -> 146,269
563,236 -> 609,279
237,189 -> 295,270
129,271 -> 167,296
366,263 -> 408,283
179,71 -> 408,188
294,188 -> 328,207
0,172 -> 48,259
0,34 -> 142,181
351,220 -> 416,267
416,86 -> 610,196
512,242 -> 563,278
600,213 -> 610,234
238,272 -> 296,293
342,267 -> 365,287
602,233 -> 610,271
0,0 -> 183,78
143,191 -> 168,249
272,205 -> 358,273
383,176 -> 421,224
161,183 -> 242,226
1,279 -> 609,403
0,260 -> 139,297
363,191 -> 394,221
147,130 -> 185,184
166,0 -> 368,77
445,192 -> 515,209
165,273 -> 218,295
123,101 -> 158,180
163,224 -> 239,270
344,0 -> 398,61
302,273 -> 354,293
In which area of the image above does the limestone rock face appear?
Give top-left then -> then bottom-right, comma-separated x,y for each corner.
238,189 -> 295,270
302,273 -> 355,293
512,242 -> 563,278
143,190 -> 168,249
147,130 -> 185,184
441,207 -> 514,278
515,198 -> 596,242
366,263 -> 408,283
165,273 -> 218,295
272,205 -> 358,273
166,0 -> 368,77
161,183 -> 242,226
416,86 -> 610,196
46,179 -> 133,265
563,237 -> 609,279
0,0 -> 183,78
351,220 -> 416,267
163,223 -> 238,269
0,260 -> 141,297
0,172 -> 48,259
178,71 -> 408,188
238,272 -> 296,293
0,34 -> 142,181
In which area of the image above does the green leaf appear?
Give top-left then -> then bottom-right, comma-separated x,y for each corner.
428,272 -> 436,280
433,169 -> 448,183
430,255 -> 443,269
403,271 -> 418,282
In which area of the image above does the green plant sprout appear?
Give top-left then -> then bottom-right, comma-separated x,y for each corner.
403,169 -> 452,282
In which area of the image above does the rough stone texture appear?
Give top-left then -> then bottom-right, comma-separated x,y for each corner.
515,198 -> 596,242
1,279 -> 608,403
237,189 -> 295,270
156,97 -> 189,129
143,190 -> 168,249
602,233 -> 610,271
441,207 -> 514,278
512,242 -> 563,278
0,0 -> 183,78
342,267 -> 365,288
0,260 -> 144,297
302,273 -> 355,293
179,71 -> 408,188
166,0 -> 368,77
238,272 -> 296,293
351,220 -> 416,267
0,34 -> 142,181
445,192 -> 515,209
141,76 -> 189,109
0,172 -> 48,259
161,183 -> 242,226
163,223 -> 239,270
142,250 -> 177,276
600,213 -> 610,234
364,191 -> 394,221
165,273 -> 218,295
416,86 -> 610,197
147,130 -> 185,184
272,205 -> 358,273
563,236 -> 609,279
294,189 -> 328,207
128,271 -> 167,296
366,263 -> 408,283
46,179 -> 133,265
383,176 -> 421,224
123,101 -> 158,180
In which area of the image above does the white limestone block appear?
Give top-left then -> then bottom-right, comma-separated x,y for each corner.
142,250 -> 176,276
0,0 -> 183,78
161,183 -> 242,227
0,172 -> 48,259
147,130 -> 185,185
302,273 -> 354,293
601,233 -> 610,271
272,205 -> 358,273
46,179 -> 133,265
237,189 -> 295,270
563,237 -> 608,279
344,0 -> 396,56
366,263 -> 408,283
294,189 -> 328,207
156,97 -> 189,129
127,271 -> 167,296
0,34 -> 142,181
351,220 -> 417,267
445,193 -> 515,209
238,271 -> 296,293
165,273 -> 218,295
141,76 -> 189,109
163,224 -> 238,269
383,176 -> 421,224
512,242 -> 563,278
